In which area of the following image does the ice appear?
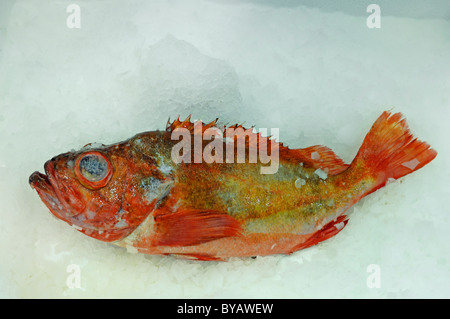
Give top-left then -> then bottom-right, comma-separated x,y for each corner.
334,222 -> 345,230
0,0 -> 449,298
125,245 -> 138,254
314,168 -> 328,180
402,158 -> 420,171
310,151 -> 321,160
294,177 -> 306,188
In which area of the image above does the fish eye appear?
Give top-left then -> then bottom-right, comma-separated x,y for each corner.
74,151 -> 112,189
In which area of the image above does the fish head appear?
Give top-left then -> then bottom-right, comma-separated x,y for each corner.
29,140 -> 172,242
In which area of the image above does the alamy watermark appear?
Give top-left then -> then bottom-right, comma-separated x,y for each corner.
366,264 -> 381,288
366,4 -> 381,29
66,4 -> 81,29
66,263 -> 81,289
170,122 -> 280,174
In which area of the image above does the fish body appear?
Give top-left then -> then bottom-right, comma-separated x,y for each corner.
29,112 -> 437,260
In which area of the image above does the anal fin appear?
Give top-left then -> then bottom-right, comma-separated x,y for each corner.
291,215 -> 349,252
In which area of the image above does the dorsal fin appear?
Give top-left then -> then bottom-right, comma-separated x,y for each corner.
166,116 -> 349,175
166,116 -> 218,133
282,146 -> 349,175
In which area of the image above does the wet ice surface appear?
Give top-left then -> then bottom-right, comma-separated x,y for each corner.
0,0 -> 449,298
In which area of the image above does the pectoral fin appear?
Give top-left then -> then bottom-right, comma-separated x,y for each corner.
154,209 -> 242,247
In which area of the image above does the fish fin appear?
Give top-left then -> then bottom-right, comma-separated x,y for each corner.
352,111 -> 437,193
283,146 -> 350,175
291,215 -> 349,252
154,209 -> 242,247
172,253 -> 224,261
224,125 -> 349,174
168,116 -> 348,175
166,116 -> 218,133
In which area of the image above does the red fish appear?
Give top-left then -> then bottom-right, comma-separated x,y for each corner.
29,111 -> 436,260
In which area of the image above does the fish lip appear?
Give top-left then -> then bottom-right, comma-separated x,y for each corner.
29,170 -> 52,191
29,170 -> 64,215
29,160 -> 57,190
31,160 -> 88,220
29,161 -> 67,213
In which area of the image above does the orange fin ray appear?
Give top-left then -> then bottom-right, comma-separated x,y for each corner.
291,215 -> 349,252
155,209 -> 242,247
171,253 -> 224,261
282,145 -> 349,175
166,116 -> 218,133
352,111 -> 437,190
167,116 -> 349,175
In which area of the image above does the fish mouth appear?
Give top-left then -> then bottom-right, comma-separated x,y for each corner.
29,161 -> 66,217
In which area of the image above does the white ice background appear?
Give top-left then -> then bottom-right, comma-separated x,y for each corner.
0,0 -> 449,298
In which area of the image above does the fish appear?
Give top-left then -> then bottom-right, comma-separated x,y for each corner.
29,111 -> 437,261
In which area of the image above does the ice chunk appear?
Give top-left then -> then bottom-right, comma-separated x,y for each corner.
295,177 -> 306,188
137,35 -> 243,121
334,222 -> 345,230
386,177 -> 397,185
71,224 -> 82,231
314,168 -> 328,180
311,151 -> 321,160
115,219 -> 128,228
402,158 -> 420,170
125,245 -> 138,254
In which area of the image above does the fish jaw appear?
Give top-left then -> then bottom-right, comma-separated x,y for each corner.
30,160 -> 85,218
29,170 -> 66,218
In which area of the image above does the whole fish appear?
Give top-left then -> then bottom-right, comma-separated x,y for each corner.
29,111 -> 436,260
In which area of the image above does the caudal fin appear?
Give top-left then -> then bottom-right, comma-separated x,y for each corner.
352,111 -> 437,192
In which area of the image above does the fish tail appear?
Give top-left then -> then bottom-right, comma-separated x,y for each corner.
351,111 -> 437,193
